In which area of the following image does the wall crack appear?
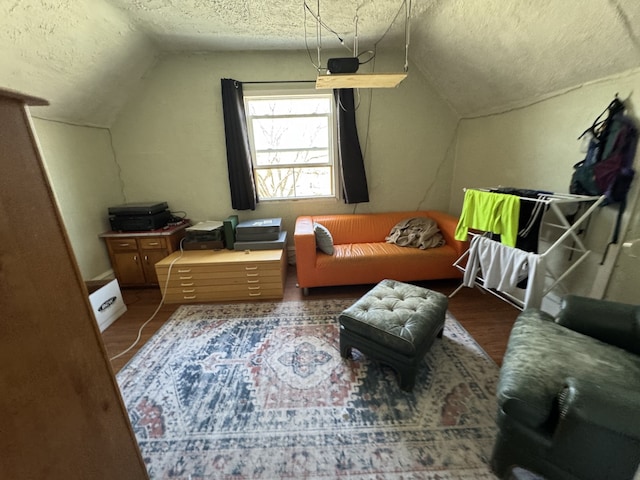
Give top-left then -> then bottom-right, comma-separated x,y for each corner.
608,0 -> 640,54
417,119 -> 460,210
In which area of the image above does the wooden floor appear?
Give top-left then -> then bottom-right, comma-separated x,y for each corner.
102,266 -> 520,374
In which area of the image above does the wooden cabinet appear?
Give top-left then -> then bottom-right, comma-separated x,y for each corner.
100,223 -> 187,287
0,88 -> 148,479
155,249 -> 286,303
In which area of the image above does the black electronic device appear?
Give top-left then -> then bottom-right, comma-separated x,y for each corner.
183,239 -> 225,250
235,218 -> 282,243
107,201 -> 172,232
109,210 -> 172,232
327,57 -> 360,74
185,228 -> 224,243
108,201 -> 168,216
184,221 -> 225,249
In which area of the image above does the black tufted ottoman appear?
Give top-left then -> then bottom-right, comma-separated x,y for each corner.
339,279 -> 448,391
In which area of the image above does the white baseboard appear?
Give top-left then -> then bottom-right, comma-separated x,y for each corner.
91,269 -> 115,281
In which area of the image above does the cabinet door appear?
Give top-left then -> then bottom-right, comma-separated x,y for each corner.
113,252 -> 146,285
142,250 -> 168,285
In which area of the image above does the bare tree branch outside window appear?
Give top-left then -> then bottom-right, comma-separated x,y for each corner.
244,93 -> 335,200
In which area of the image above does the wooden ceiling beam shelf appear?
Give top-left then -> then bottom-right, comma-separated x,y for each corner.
316,73 -> 408,89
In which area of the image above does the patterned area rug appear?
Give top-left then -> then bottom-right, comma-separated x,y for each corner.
117,299 -> 499,479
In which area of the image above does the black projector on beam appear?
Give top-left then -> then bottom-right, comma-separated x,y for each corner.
327,57 -> 360,74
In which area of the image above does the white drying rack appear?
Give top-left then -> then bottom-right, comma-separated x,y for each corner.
449,188 -> 606,310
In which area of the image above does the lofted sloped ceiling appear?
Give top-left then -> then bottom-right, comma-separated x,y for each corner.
2,0 -> 640,127
413,0 -> 640,117
0,0 -> 158,126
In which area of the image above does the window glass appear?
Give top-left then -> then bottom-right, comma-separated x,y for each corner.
244,91 -> 336,200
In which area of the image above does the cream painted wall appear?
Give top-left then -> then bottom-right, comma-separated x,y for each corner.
607,176 -> 640,303
451,68 -> 640,303
33,118 -> 125,279
110,50 -> 458,244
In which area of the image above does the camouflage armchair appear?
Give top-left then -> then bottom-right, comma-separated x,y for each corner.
491,295 -> 640,480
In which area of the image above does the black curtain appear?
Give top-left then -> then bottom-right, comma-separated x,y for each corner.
334,89 -> 369,204
220,78 -> 258,210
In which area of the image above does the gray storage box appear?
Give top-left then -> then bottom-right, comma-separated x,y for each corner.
235,218 -> 282,240
234,231 -> 287,251
235,230 -> 281,241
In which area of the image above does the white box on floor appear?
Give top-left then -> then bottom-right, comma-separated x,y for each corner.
88,279 -> 127,332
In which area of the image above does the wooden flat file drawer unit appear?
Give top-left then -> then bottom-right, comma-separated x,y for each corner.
155,249 -> 287,303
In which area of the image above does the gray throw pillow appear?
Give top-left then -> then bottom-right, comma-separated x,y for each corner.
314,222 -> 334,255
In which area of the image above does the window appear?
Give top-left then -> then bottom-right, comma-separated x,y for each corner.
244,91 -> 336,200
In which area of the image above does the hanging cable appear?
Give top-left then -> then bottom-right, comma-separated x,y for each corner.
357,50 -> 376,64
373,0 -> 407,48
303,1 -> 321,70
302,0 -> 355,72
404,0 -> 411,72
316,0 -> 322,71
337,90 -> 361,112
303,1 -> 349,48
304,0 -> 410,76
109,238 -> 186,361
354,14 -> 359,57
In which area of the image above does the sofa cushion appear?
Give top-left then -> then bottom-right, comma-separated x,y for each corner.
312,242 -> 459,286
313,222 -> 334,255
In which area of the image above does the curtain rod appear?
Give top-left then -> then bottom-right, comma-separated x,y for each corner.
242,80 -> 316,85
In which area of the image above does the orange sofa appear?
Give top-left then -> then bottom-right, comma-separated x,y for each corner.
294,210 -> 467,293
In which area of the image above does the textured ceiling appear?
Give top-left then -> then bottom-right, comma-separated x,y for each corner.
105,0 -> 419,51
412,0 -> 640,116
2,0 -> 640,126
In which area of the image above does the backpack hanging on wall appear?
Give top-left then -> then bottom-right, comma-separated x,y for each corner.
570,96 -> 639,258
571,96 -> 637,202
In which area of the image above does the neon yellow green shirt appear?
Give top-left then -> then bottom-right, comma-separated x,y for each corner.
454,190 -> 521,247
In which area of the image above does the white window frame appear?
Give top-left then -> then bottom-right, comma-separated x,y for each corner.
243,88 -> 338,201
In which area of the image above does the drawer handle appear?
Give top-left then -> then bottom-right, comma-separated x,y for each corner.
178,269 -> 192,273
118,243 -> 131,247
183,295 -> 197,300
246,273 -> 259,277
248,286 -> 261,290
179,275 -> 193,280
247,279 -> 259,284
249,292 -> 262,297
147,242 -> 160,246
181,282 -> 194,287
245,266 -> 258,271
182,288 -> 195,293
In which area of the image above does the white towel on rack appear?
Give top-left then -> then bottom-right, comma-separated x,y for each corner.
463,235 -> 544,309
